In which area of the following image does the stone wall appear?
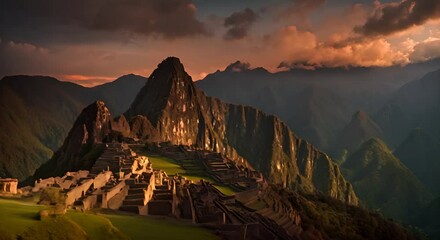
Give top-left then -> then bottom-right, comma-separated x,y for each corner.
0,178 -> 18,194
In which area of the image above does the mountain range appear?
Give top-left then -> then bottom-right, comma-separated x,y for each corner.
37,57 -> 358,204
1,56 -> 440,239
0,74 -> 146,181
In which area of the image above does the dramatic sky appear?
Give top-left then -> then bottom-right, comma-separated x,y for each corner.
1,0 -> 440,86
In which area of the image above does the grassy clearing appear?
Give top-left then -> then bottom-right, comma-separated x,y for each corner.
0,198 -> 47,235
140,152 -> 237,196
66,211 -> 127,240
0,198 -> 217,240
104,213 -> 219,240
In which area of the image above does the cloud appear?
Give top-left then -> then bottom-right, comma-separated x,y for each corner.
91,0 -> 209,39
265,25 -> 408,69
224,8 -> 258,40
355,0 -> 440,37
0,0 -> 209,41
225,61 -> 251,72
409,39 -> 440,62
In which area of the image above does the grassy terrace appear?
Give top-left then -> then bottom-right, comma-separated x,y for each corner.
0,198 -> 218,240
131,147 -> 237,196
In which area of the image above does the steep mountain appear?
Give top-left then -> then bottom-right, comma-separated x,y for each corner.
288,85 -> 349,151
342,138 -> 433,221
375,68 -> 440,147
0,75 -> 146,181
34,101 -> 111,178
395,128 -> 440,195
126,57 -> 358,204
333,110 -> 384,159
197,58 -> 440,152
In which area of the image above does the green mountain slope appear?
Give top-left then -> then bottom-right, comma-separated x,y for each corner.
342,138 -> 433,221
0,75 -> 146,181
333,110 -> 384,159
395,128 -> 440,195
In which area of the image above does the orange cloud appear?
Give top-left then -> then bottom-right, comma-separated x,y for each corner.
265,25 -> 408,69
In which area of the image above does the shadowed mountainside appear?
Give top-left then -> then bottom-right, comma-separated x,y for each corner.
374,68 -> 440,147
395,128 -> 440,195
0,74 -> 146,181
332,110 -> 385,160
197,58 -> 440,152
342,138 -> 433,221
34,101 -> 111,179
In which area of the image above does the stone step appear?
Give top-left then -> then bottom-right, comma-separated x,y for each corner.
126,179 -> 136,187
154,194 -> 173,200
119,205 -> 139,214
123,199 -> 144,206
155,185 -> 169,190
134,183 -> 149,188
128,188 -> 144,194
125,193 -> 145,200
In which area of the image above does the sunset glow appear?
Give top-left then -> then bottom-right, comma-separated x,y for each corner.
1,0 -> 439,86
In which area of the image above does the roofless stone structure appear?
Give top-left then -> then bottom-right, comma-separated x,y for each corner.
0,178 -> 18,194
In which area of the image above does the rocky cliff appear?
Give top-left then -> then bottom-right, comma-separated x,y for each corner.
34,101 -> 111,178
125,57 -> 358,205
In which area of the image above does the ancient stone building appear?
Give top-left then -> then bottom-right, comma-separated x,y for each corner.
0,178 -> 18,194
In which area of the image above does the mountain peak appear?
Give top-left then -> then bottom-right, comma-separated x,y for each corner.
361,137 -> 389,151
334,110 -> 384,154
126,56 -> 197,125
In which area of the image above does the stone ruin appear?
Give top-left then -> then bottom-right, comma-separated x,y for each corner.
29,141 -> 304,239
0,178 -> 18,194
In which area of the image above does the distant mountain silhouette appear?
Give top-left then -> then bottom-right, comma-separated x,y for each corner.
395,128 -> 440,194
197,58 -> 440,152
375,68 -> 440,147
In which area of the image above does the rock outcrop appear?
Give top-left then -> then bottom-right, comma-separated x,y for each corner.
34,101 -> 111,178
125,57 -> 358,205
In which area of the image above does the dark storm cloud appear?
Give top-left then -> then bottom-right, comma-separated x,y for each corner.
0,0 -> 209,41
223,8 -> 258,40
355,0 -> 440,37
91,0 -> 208,39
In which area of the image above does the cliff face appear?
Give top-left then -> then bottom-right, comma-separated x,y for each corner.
34,101 -> 111,178
126,57 -> 358,205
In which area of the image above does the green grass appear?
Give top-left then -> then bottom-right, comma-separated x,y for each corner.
104,213 -> 219,240
66,211 -> 127,240
136,150 -> 237,196
0,198 -> 48,235
147,154 -> 185,175
0,198 -> 217,240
